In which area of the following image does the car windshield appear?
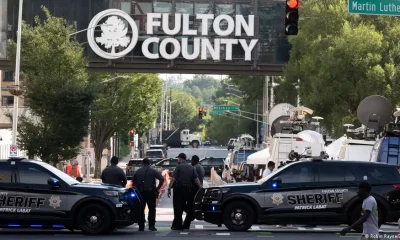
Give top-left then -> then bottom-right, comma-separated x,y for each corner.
146,151 -> 163,157
256,163 -> 293,184
35,161 -> 80,185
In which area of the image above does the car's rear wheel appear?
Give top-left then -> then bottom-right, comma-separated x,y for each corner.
348,203 -> 383,233
223,201 -> 254,231
77,204 -> 112,235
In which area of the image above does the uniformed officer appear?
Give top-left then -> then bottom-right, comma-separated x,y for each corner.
167,153 -> 201,230
100,156 -> 127,187
133,158 -> 164,231
182,155 -> 205,228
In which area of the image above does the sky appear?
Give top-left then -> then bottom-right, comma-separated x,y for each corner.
158,74 -> 228,81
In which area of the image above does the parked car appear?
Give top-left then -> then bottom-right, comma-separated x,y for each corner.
199,157 -> 225,176
149,144 -> 168,158
195,160 -> 400,232
145,149 -> 165,164
152,158 -> 179,172
126,159 -> 143,180
204,141 -> 212,146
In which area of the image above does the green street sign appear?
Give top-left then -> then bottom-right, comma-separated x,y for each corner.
213,105 -> 239,111
348,0 -> 400,16
210,111 -> 225,116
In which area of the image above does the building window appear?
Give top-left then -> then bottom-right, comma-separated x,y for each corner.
3,71 -> 14,82
2,96 -> 14,106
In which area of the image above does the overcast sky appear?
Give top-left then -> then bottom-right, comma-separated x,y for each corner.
158,74 -> 228,81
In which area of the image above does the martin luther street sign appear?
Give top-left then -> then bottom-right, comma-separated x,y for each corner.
348,0 -> 400,16
213,105 -> 240,111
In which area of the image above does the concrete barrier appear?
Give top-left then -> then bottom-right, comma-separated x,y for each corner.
210,167 -> 226,186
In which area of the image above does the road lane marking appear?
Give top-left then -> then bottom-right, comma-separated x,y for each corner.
216,233 -> 230,235
313,228 -> 322,230
180,232 -> 189,235
297,227 -> 307,230
251,226 -> 261,230
195,225 -> 204,229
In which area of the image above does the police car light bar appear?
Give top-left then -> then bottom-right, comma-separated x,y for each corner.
8,156 -> 25,161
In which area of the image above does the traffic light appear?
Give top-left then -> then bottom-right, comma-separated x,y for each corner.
198,107 -> 203,119
203,109 -> 207,116
129,129 -> 135,141
285,0 -> 299,35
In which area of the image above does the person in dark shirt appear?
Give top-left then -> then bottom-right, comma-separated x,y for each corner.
100,156 -> 127,187
182,155 -> 205,228
167,153 -> 201,230
133,158 -> 164,231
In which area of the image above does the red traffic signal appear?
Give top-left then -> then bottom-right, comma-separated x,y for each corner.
198,107 -> 203,113
129,129 -> 135,135
285,0 -> 299,35
287,0 -> 300,9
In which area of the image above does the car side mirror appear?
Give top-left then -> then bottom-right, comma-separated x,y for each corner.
271,177 -> 282,188
48,178 -> 60,187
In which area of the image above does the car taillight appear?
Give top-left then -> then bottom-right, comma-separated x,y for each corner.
296,137 -> 303,141
393,184 -> 400,189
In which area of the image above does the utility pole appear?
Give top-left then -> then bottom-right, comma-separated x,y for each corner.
297,78 -> 301,107
160,84 -> 165,144
264,76 -> 269,142
165,96 -> 169,130
169,89 -> 172,130
270,76 -> 274,109
256,100 -> 259,147
11,0 -> 23,148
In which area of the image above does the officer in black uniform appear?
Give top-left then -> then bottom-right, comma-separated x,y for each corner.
100,156 -> 127,187
167,153 -> 201,230
133,158 -> 164,231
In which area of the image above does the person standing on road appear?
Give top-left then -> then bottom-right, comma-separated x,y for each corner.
100,156 -> 127,187
182,155 -> 205,228
262,161 -> 275,178
167,153 -> 201,230
341,181 -> 379,240
191,155 -> 205,186
133,158 -> 164,232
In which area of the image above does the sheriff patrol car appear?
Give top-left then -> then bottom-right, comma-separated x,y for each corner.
0,158 -> 141,235
194,160 -> 400,232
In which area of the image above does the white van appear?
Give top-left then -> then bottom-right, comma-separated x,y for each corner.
269,132 -> 326,168
337,139 -> 375,161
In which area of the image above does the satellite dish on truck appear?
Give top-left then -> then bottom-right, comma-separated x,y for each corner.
269,103 -> 294,137
357,95 -> 393,130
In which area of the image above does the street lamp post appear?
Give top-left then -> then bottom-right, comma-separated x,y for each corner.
168,100 -> 177,130
224,100 -> 240,106
226,93 -> 243,98
11,0 -> 23,149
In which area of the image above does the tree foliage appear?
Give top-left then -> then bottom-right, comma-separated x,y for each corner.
90,73 -> 162,176
284,0 -> 400,136
168,90 -> 200,131
7,7 -> 93,164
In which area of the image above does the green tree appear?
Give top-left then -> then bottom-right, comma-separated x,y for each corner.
90,73 -> 162,177
284,0 -> 400,136
7,7 -> 93,164
169,90 -> 198,130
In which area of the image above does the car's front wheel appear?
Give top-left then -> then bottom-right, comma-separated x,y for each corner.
223,201 -> 254,231
77,204 -> 112,235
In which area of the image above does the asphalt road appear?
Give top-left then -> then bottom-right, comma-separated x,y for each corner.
1,229 -> 399,239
